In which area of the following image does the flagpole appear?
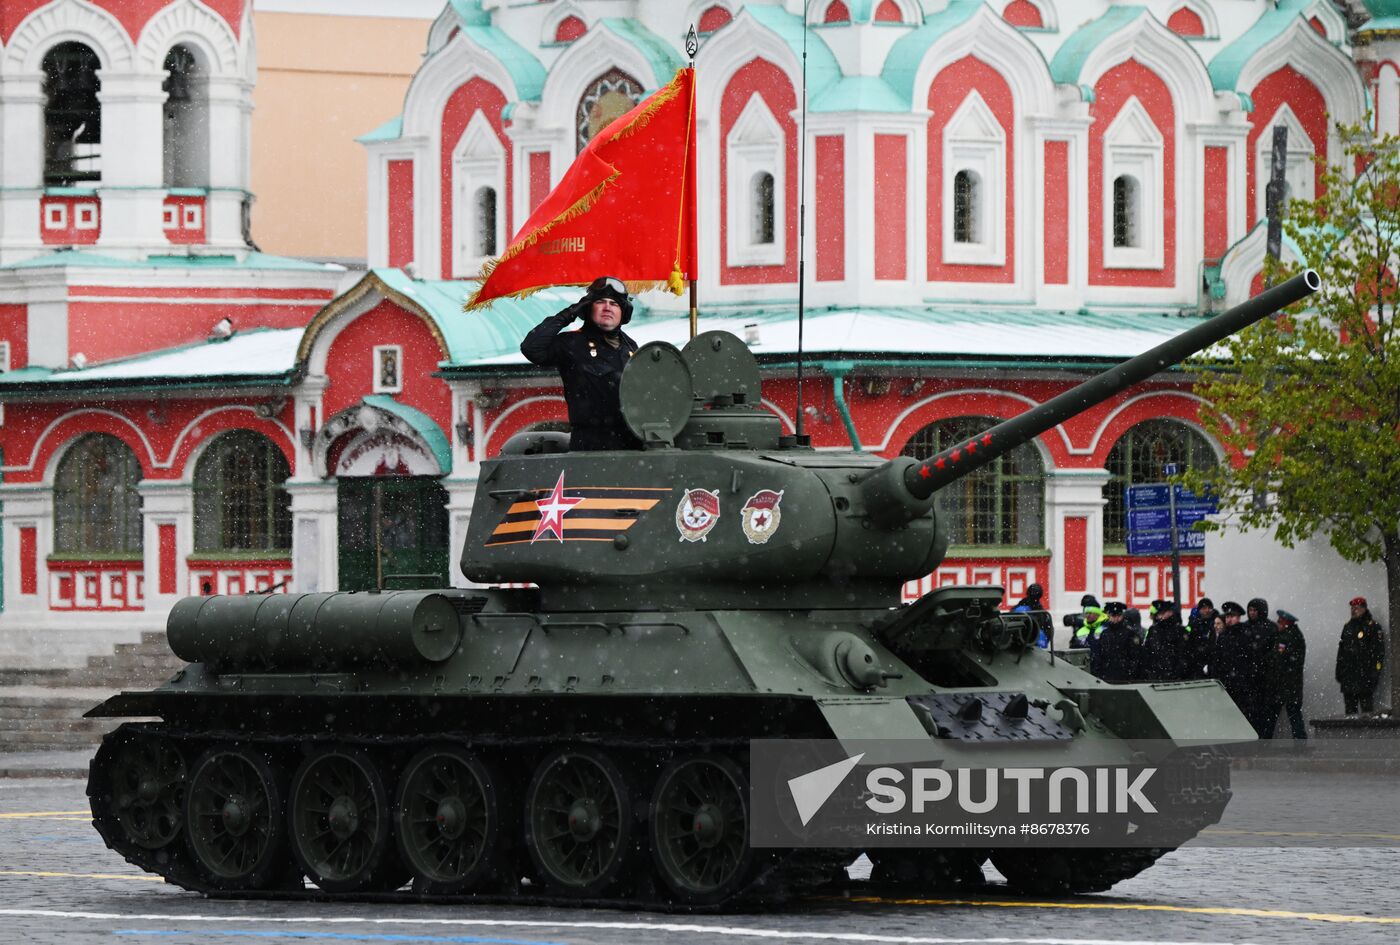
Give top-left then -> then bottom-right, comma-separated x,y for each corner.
685,25 -> 699,340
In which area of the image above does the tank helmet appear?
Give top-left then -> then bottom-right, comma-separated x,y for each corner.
1221,601 -> 1246,617
583,275 -> 633,324
1104,601 -> 1127,616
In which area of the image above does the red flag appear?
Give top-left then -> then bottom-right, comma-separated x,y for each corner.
465,67 -> 697,310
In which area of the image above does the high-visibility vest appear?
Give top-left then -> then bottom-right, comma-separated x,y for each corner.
1074,607 -> 1107,642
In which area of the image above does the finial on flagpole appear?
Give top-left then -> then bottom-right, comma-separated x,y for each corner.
686,24 -> 698,62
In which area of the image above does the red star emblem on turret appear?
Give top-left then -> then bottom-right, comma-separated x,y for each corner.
965,440 -> 977,454
919,464 -> 932,479
982,434 -> 993,445
950,449 -> 962,462
530,471 -> 584,542
934,458 -> 946,470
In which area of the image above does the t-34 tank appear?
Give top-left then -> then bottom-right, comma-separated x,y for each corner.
86,271 -> 1319,908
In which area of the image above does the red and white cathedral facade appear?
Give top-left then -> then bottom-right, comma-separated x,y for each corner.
1,0 -> 1398,667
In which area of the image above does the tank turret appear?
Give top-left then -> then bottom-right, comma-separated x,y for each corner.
461,270 -> 1321,611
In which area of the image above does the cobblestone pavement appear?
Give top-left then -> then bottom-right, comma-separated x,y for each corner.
2,775 -> 1397,945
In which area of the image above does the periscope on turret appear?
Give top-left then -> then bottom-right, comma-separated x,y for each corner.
84,272 -> 1319,908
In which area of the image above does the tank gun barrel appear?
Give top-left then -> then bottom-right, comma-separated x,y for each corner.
898,269 -> 1321,498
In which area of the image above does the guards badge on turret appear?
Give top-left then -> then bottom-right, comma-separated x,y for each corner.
676,488 -> 721,542
740,489 -> 784,544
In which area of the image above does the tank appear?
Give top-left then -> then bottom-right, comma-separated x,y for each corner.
85,271 -> 1320,907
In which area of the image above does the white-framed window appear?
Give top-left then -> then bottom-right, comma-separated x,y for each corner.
451,112 -> 506,277
1102,97 -> 1164,270
44,203 -> 68,230
74,203 -> 98,230
372,345 -> 403,394
725,93 -> 786,267
1253,105 -> 1315,222
162,206 -> 179,229
942,92 -> 1005,266
182,203 -> 203,230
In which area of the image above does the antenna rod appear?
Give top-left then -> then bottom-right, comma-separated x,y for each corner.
685,25 -> 699,340
794,13 -> 809,440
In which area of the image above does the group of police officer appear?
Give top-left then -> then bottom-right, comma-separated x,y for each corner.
1065,595 -> 1299,738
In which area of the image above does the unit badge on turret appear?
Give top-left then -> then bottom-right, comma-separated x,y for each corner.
676,488 -> 721,542
740,489 -> 784,544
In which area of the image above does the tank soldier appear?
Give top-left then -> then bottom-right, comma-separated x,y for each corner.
1010,583 -> 1053,648
520,275 -> 640,451
1268,609 -> 1307,739
1336,596 -> 1386,715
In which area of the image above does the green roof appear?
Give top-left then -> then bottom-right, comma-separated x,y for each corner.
461,25 -> 546,102
0,249 -> 339,272
362,394 -> 452,475
883,1 -> 989,104
1049,6 -> 1146,85
357,115 -> 403,144
1208,0 -> 1312,92
812,75 -> 906,112
745,5 -> 842,98
598,19 -> 684,88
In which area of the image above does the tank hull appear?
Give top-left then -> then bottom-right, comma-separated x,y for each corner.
86,590 -> 1245,908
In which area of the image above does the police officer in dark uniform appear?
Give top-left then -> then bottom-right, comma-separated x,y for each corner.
520,276 -> 640,451
1268,609 -> 1307,739
1140,599 -> 1187,681
1336,596 -> 1386,715
1095,602 -> 1140,682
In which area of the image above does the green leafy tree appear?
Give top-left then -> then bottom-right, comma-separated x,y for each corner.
1187,122 -> 1400,710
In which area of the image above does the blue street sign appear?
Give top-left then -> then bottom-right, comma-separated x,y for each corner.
1175,507 -> 1212,528
1128,508 -> 1171,531
1127,529 -> 1206,555
1125,484 -> 1171,508
1172,484 -> 1218,508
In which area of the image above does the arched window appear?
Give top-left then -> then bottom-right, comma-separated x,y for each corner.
751,172 -> 775,245
42,42 -> 102,186
902,417 -> 1044,546
54,434 -> 143,554
576,69 -> 643,153
162,44 -> 209,188
194,431 -> 292,553
1103,419 -> 1217,546
474,186 -> 498,256
1112,175 -> 1138,248
952,170 -> 980,244
823,1 -> 851,24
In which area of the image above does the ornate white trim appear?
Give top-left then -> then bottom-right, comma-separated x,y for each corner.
906,6 -> 1057,119
1088,394 -> 1225,463
1235,18 -> 1366,129
136,0 -> 240,75
1217,222 -> 1306,308
694,9 -> 804,121
402,30 -> 524,139
1102,97 -> 1165,271
942,91 -> 1007,267
536,25 -> 664,134
451,110 -> 507,277
725,92 -> 786,268
1251,103 -> 1315,222
3,0 -> 136,72
1302,1 -> 1348,46
540,1 -> 590,47
1078,13 -> 1215,124
482,395 -> 567,455
867,388 -> 1068,460
174,410 -> 297,484
0,409 -> 156,478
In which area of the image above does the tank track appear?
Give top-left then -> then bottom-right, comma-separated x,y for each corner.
89,725 -> 1231,909
87,722 -> 851,912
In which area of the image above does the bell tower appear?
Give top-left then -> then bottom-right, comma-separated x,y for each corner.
0,0 -> 254,262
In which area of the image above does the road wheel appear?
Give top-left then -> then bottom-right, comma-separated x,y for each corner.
649,754 -> 753,905
523,747 -> 631,897
395,746 -> 500,894
103,732 -> 187,851
288,749 -> 395,893
185,746 -> 287,889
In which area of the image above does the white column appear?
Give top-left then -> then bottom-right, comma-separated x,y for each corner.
445,380 -> 484,587
0,484 -> 53,621
95,72 -> 168,255
138,480 -> 193,610
0,72 -> 46,262
1044,468 -> 1110,643
205,76 -> 252,252
287,480 -> 338,593
293,376 -> 329,479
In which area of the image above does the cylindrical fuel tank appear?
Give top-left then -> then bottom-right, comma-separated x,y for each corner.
167,590 -> 463,671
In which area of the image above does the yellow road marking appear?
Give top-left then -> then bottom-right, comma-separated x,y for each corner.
0,811 -> 89,819
0,870 -> 162,883
848,895 -> 1400,925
